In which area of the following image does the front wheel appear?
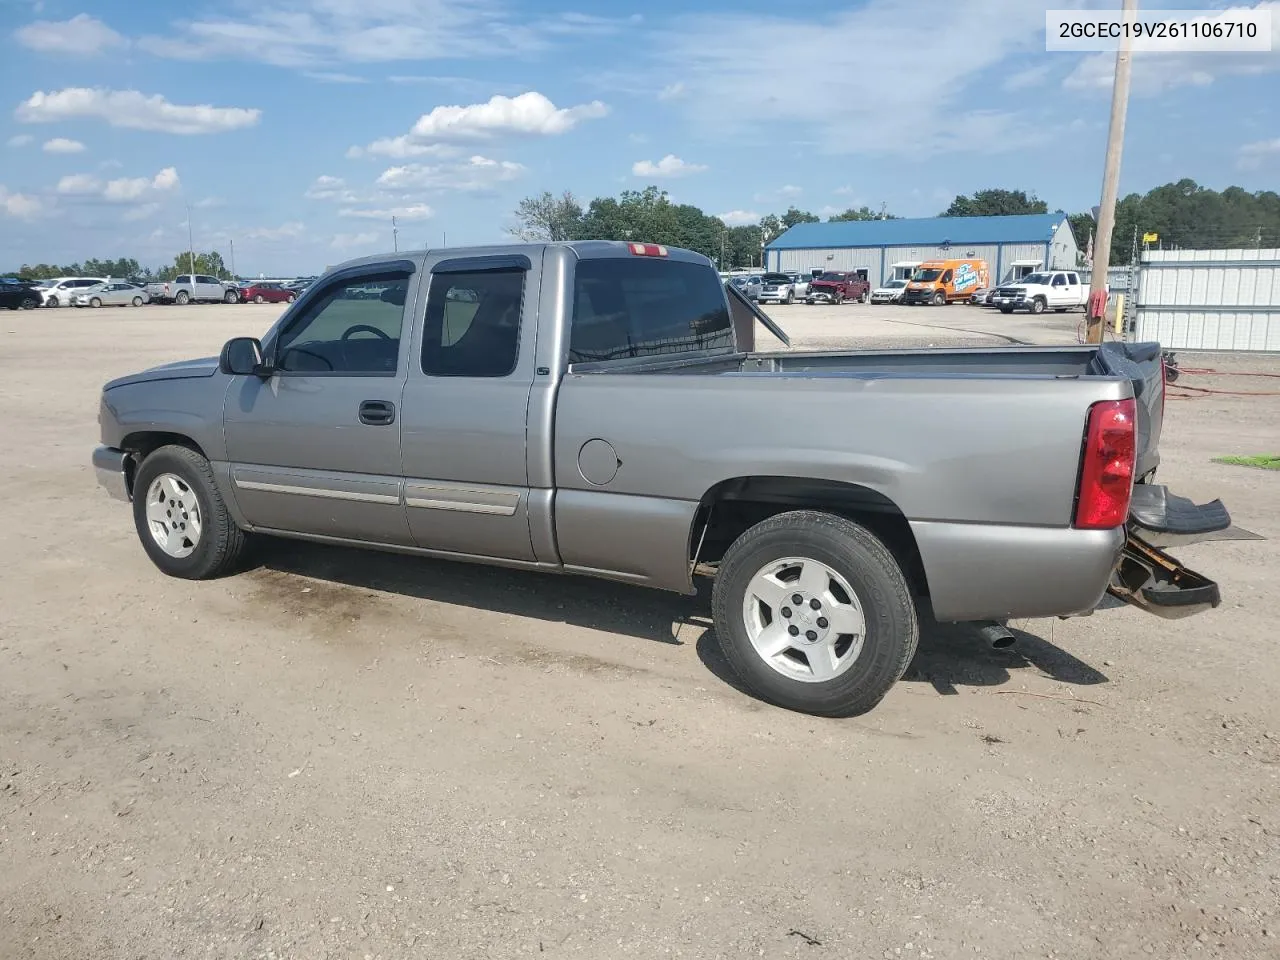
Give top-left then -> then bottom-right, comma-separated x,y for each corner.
21,297 -> 39,310
132,445 -> 248,579
224,290 -> 238,304
132,297 -> 143,307
712,510 -> 919,717
1029,297 -> 1046,314
860,290 -> 869,303
47,296 -> 60,308
286,294 -> 296,303
932,291 -> 945,306
90,297 -> 102,308
253,294 -> 264,304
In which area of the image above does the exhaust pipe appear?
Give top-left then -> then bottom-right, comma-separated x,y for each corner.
974,621 -> 1017,650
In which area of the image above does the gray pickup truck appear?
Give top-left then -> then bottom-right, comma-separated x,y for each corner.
93,240 -> 1245,717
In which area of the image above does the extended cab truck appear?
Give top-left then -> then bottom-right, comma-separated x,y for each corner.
147,275 -> 240,305
93,241 -> 1244,718
903,258 -> 989,306
991,270 -> 1088,315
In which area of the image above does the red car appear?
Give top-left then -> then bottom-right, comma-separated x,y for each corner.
804,271 -> 870,305
239,282 -> 298,304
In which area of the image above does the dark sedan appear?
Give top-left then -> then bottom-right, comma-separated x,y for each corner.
0,279 -> 42,310
239,282 -> 299,304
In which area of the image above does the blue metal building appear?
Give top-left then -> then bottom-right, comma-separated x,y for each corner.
764,213 -> 1080,288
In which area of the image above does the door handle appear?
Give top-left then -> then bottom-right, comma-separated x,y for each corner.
359,400 -> 396,425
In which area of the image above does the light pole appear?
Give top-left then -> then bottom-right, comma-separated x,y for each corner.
392,215 -> 399,252
1086,0 -> 1139,343
186,203 -> 196,276
229,239 -> 236,281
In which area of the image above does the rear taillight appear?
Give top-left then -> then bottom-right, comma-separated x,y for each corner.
1074,398 -> 1137,529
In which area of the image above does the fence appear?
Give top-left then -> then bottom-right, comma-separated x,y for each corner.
1131,249 -> 1280,352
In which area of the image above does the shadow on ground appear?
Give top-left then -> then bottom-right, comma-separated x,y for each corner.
251,539 -> 1108,703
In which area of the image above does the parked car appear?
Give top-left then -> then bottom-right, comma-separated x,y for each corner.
968,287 -> 991,305
902,259 -> 989,305
240,282 -> 299,304
870,278 -> 909,304
990,271 -> 1088,315
0,279 -> 42,310
72,282 -> 151,308
785,272 -> 812,299
756,272 -> 802,305
41,277 -> 109,307
728,274 -> 762,301
805,271 -> 869,304
146,275 -> 240,305
89,240 -> 1240,718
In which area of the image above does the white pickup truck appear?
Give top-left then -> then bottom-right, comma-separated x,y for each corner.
989,270 -> 1087,315
146,274 -> 239,305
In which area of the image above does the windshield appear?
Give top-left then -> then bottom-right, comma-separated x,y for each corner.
912,269 -> 942,282
1020,272 -> 1052,285
761,273 -> 791,284
883,279 -> 906,288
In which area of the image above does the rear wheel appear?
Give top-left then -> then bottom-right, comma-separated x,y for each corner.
132,445 -> 248,580
175,291 -> 190,305
712,510 -> 918,717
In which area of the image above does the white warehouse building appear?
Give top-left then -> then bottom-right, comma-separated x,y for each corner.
764,213 -> 1081,288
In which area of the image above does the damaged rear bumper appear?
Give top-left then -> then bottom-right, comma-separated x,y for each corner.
1105,484 -> 1262,619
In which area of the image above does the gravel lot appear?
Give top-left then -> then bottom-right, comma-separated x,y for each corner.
2,301 -> 1278,960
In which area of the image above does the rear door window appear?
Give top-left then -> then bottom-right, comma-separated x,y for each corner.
570,257 -> 732,363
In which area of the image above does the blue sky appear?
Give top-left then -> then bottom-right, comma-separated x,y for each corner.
2,0 -> 1279,275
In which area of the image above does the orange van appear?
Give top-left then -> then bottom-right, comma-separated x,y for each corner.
902,258 -> 989,305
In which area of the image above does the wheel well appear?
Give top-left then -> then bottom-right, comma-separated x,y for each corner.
690,476 -> 930,599
119,432 -> 207,492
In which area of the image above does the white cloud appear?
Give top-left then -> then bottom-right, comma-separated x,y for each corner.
56,166 -> 180,202
304,175 -> 360,202
348,137 -> 461,160
1239,138 -> 1280,170
123,203 -> 162,222
652,0 -> 1050,156
658,82 -> 685,101
43,137 -> 86,154
409,91 -> 608,140
331,231 -> 381,249
302,71 -> 369,84
0,186 -> 44,220
632,154 -> 707,178
373,156 -> 524,192
779,184 -> 802,198
717,209 -> 761,226
339,204 -> 434,221
246,222 -> 305,241
15,14 -> 126,56
16,88 -> 261,135
7,135 -> 34,148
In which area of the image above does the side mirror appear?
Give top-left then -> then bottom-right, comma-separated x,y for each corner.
220,336 -> 267,376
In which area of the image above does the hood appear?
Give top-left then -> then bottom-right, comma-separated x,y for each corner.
810,278 -> 843,287
104,356 -> 220,390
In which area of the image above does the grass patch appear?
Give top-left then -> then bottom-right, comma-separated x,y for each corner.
1213,454 -> 1280,471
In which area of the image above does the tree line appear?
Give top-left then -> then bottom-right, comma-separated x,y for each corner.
514,181 -> 1280,268
8,252 -> 235,282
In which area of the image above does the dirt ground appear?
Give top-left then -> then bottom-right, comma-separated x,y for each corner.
2,301 -> 1278,960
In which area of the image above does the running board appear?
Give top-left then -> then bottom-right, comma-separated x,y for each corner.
1106,531 -> 1222,620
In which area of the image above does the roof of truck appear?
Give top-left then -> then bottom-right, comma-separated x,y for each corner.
327,239 -> 713,274
765,213 -> 1069,250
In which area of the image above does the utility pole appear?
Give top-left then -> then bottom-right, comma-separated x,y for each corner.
1086,0 -> 1138,343
186,203 -> 196,276
392,216 -> 399,252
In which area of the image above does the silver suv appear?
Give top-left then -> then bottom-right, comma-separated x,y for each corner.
757,272 -> 801,304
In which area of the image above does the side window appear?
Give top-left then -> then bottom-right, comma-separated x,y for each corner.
422,267 -> 524,378
570,257 -> 733,363
941,270 -> 953,283
1068,273 -> 1080,285
197,275 -> 216,284
274,271 -> 408,375
1052,274 -> 1065,286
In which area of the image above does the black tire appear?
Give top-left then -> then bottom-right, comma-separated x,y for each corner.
834,292 -> 844,305
932,291 -> 945,306
47,296 -> 59,307
286,294 -> 296,303
175,291 -> 190,305
21,297 -> 39,310
132,297 -> 143,307
132,445 -> 248,579
860,290 -> 869,303
786,291 -> 794,304
999,307 -> 1013,314
712,510 -> 919,717
224,290 -> 238,304
1054,307 -> 1067,313
90,297 -> 102,308
1029,297 -> 1046,314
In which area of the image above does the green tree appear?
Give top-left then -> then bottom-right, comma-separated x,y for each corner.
157,251 -> 232,281
512,190 -> 584,241
780,206 -> 819,228
828,206 -> 896,221
941,189 -> 1048,217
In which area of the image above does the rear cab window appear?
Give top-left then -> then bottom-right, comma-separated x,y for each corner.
569,257 -> 732,364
